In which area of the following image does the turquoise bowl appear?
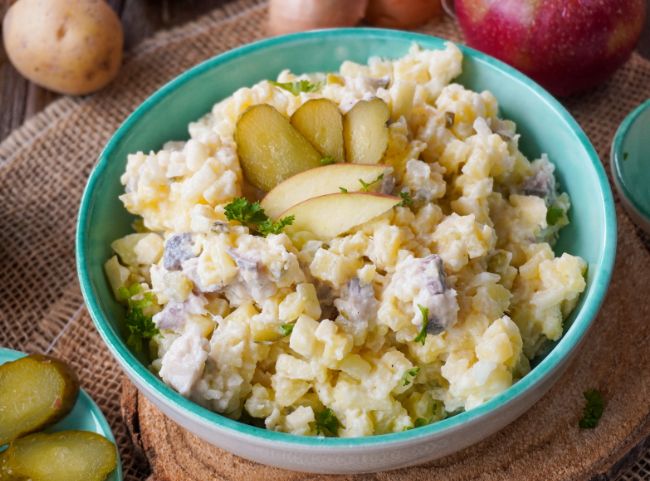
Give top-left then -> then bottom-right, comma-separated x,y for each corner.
0,348 -> 122,480
611,99 -> 650,234
77,29 -> 617,473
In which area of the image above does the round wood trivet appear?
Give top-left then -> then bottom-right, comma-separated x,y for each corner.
120,215 -> 650,480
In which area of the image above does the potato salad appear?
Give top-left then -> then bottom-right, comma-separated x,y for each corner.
105,42 -> 587,437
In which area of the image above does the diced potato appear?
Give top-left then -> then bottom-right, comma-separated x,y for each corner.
186,315 -> 216,338
110,233 -> 157,266
290,98 -> 344,162
343,98 -> 390,165
235,104 -> 322,191
338,354 -> 372,380
104,256 -> 130,298
0,431 -> 117,481
0,355 -> 79,445
290,315 -> 320,358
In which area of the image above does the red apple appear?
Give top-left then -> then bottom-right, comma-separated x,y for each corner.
455,0 -> 647,96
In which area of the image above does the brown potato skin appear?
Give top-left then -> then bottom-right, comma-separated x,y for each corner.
2,0 -> 124,95
0,354 -> 80,445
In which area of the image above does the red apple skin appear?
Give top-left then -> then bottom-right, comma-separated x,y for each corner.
455,0 -> 647,96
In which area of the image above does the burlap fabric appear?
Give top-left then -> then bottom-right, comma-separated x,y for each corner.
0,1 -> 649,479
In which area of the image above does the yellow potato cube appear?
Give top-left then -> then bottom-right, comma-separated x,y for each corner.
289,315 -> 320,358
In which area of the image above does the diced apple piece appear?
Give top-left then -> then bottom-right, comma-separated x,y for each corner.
261,163 -> 389,219
290,99 -> 344,162
282,192 -> 400,240
343,98 -> 390,165
235,104 -> 322,192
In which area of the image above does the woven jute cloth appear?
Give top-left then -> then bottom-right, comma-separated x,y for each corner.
1,1 -> 650,480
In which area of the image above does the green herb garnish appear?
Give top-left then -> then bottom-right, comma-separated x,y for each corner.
414,417 -> 428,428
224,197 -> 294,236
120,284 -> 158,354
315,408 -> 342,436
445,111 -> 455,128
271,80 -> 321,95
358,173 -> 384,192
279,322 -> 296,337
320,156 -> 336,165
623,151 -> 629,161
413,304 -> 429,345
258,215 -> 295,236
402,366 -> 421,386
579,389 -> 604,429
339,186 -> 348,193
546,205 -> 564,226
398,191 -> 414,207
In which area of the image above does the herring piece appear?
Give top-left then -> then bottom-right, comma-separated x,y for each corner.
386,254 -> 459,334
334,278 -> 378,344
153,294 -> 207,331
159,324 -> 209,396
164,233 -> 197,271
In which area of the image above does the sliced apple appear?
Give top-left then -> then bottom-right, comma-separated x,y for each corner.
291,99 -> 344,162
261,163 -> 389,219
235,104 -> 321,192
343,98 -> 390,165
282,192 -> 400,240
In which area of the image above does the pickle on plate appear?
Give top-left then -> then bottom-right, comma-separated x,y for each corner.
0,431 -> 117,481
0,354 -> 79,445
235,104 -> 322,191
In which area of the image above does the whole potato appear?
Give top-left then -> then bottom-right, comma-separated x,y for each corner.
3,0 -> 124,95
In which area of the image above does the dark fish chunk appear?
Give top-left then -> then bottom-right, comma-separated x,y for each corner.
426,315 -> 445,335
522,168 -> 554,199
227,248 -> 259,271
423,254 -> 446,295
163,233 -> 196,271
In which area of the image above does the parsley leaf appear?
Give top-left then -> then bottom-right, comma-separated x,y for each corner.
579,389 -> 605,429
224,197 -> 293,236
225,197 -> 267,225
414,417 -> 428,428
120,284 -> 158,354
445,111 -> 455,128
279,322 -> 296,337
320,156 -> 336,165
258,215 -> 295,236
315,408 -> 342,436
402,366 -> 420,386
358,173 -> 384,192
623,151 -> 629,161
271,80 -> 321,95
413,304 -> 429,345
339,186 -> 348,193
398,191 -> 414,207
546,205 -> 564,226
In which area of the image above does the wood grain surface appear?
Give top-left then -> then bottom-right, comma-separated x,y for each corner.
1,0 -> 650,143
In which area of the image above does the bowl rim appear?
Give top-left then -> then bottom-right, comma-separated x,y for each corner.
77,27 -> 617,448
610,98 -> 650,222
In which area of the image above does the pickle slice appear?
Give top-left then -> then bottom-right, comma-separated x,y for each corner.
0,431 -> 117,481
0,354 -> 79,445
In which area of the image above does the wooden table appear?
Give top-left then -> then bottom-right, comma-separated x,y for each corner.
1,0 -> 649,143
